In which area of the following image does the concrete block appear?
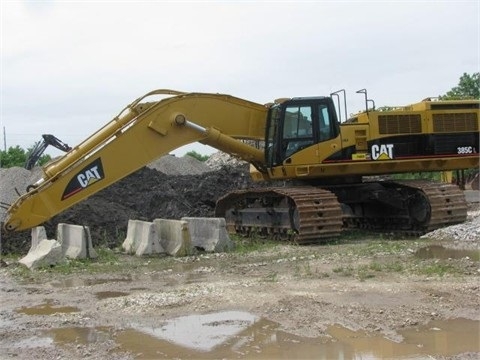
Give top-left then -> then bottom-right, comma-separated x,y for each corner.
153,219 -> 192,257
57,223 -> 97,259
122,220 -> 141,254
182,217 -> 234,253
19,239 -> 63,270
122,220 -> 164,256
30,226 -> 48,251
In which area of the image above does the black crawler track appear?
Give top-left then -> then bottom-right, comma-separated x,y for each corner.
215,181 -> 468,242
395,180 -> 468,232
215,187 -> 343,244
331,180 -> 468,236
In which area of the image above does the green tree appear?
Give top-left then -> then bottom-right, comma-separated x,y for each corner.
437,72 -> 479,182
0,146 -> 27,168
186,150 -> 209,162
439,72 -> 480,100
25,143 -> 52,167
0,144 -> 52,168
37,154 -> 52,166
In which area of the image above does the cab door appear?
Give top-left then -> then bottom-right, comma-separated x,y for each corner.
314,100 -> 342,162
280,98 -> 340,163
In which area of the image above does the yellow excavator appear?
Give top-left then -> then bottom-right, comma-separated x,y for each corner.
3,89 -> 479,243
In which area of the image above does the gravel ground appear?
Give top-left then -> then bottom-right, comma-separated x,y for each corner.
0,222 -> 478,359
422,207 -> 480,250
0,167 -> 43,222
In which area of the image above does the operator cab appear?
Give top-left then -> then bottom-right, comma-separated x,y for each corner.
265,97 -> 339,167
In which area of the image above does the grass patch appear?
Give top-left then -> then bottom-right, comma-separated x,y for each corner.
359,241 -> 410,256
415,262 -> 458,277
383,261 -> 405,273
39,258 -> 91,275
231,234 -> 279,254
332,265 -> 354,277
355,264 -> 376,281
95,247 -> 120,264
368,261 -> 383,272
331,259 -> 407,280
293,261 -> 315,278
42,247 -> 123,275
263,271 -> 278,283
6,246 -> 127,280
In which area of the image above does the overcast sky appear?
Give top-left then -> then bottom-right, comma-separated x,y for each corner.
1,0 -> 479,157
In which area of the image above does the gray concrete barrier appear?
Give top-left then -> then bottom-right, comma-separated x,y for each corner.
122,219 -> 164,256
182,217 -> 234,253
30,226 -> 48,251
153,219 -> 192,257
57,223 -> 97,259
19,239 -> 63,270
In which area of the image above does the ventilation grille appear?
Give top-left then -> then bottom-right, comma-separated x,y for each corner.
433,113 -> 478,132
378,114 -> 422,134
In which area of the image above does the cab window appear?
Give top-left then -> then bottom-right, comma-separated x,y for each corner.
283,106 -> 313,138
282,105 -> 314,157
318,104 -> 334,141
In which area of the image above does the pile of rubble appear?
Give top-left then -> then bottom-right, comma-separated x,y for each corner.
147,154 -> 212,175
421,208 -> 480,250
0,166 -> 43,222
205,152 -> 248,170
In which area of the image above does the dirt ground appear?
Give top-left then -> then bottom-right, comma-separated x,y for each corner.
0,162 -> 479,359
1,209 -> 479,359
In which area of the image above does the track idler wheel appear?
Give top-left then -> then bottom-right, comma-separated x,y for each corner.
408,191 -> 431,227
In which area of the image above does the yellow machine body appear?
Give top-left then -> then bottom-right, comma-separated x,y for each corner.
3,90 -> 479,239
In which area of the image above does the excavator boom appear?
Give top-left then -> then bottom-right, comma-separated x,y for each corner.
4,90 -> 267,231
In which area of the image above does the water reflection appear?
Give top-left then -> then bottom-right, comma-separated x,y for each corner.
415,245 -> 480,261
36,312 -> 479,359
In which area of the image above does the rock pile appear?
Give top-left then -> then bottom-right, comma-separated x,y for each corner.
0,167 -> 43,222
421,209 -> 480,250
147,155 -> 212,175
205,152 -> 247,170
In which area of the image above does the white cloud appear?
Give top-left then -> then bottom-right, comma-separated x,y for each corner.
1,0 -> 478,156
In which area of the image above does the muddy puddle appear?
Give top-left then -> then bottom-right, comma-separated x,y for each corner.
15,300 -> 79,315
94,290 -> 130,300
50,276 -> 133,288
49,269 -> 203,289
36,311 -> 478,359
416,245 -> 480,261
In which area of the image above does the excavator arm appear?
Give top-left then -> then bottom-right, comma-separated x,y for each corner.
4,89 -> 268,231
24,134 -> 72,170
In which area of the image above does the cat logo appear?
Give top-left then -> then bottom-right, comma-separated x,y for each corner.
62,158 -> 105,200
371,144 -> 394,160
